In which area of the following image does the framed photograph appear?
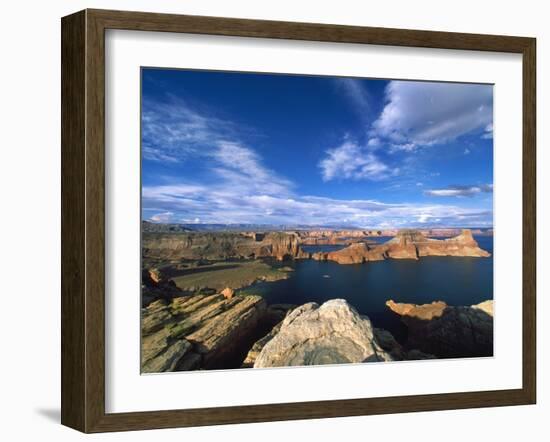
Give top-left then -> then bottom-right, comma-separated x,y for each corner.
61,9 -> 536,433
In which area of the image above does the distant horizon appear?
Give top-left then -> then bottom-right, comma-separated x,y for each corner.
141,69 -> 493,229
142,219 -> 493,231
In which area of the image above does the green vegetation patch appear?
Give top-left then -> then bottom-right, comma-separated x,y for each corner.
170,260 -> 290,292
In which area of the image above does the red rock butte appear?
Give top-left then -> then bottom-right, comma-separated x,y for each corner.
311,229 -> 490,264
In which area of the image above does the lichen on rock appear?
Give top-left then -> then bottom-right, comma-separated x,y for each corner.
253,299 -> 393,368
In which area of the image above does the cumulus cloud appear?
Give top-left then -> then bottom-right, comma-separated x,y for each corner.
424,184 -> 493,197
319,140 -> 399,182
371,81 -> 493,148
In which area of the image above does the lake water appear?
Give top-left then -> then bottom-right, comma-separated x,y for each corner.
241,236 -> 493,342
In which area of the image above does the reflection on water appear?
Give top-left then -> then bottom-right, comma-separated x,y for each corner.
241,236 -> 494,341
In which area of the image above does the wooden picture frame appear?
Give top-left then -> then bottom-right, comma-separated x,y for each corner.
61,8 -> 536,433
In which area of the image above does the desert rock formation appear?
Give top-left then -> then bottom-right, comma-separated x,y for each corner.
253,299 -> 393,367
312,229 -> 490,264
142,231 -> 309,261
312,242 -> 386,264
386,299 -> 494,358
141,293 -> 268,372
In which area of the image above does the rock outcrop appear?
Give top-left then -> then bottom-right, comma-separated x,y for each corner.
383,230 -> 423,259
242,321 -> 284,368
386,299 -> 494,358
373,328 -> 436,360
311,229 -> 490,264
142,231 -> 308,261
221,287 -> 234,299
141,293 -> 268,372
241,303 -> 296,367
253,299 -> 393,368
141,268 -> 183,307
415,229 -> 491,257
143,228 -> 489,266
311,242 -> 386,264
264,232 -> 309,261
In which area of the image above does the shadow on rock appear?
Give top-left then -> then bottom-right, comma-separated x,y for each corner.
385,300 -> 494,358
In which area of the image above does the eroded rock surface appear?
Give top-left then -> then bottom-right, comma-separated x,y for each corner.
386,299 -> 494,358
141,293 -> 268,372
312,242 -> 386,264
311,229 -> 490,265
253,299 -> 393,368
415,229 -> 491,258
373,328 -> 436,360
241,304 -> 296,367
142,231 -> 308,261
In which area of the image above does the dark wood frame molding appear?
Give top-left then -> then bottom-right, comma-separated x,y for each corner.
61,9 -> 536,433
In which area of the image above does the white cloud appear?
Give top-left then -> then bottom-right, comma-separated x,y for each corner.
389,142 -> 418,153
482,123 -> 494,139
424,184 -> 493,197
142,97 -> 293,198
417,213 -> 431,223
143,181 -> 493,227
371,81 -> 493,148
141,96 -> 255,164
367,137 -> 381,149
149,212 -> 174,223
334,78 -> 372,118
319,140 -> 398,182
212,141 -> 293,196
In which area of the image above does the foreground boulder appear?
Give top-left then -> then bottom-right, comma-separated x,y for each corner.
386,299 -> 494,358
253,299 -> 393,368
141,293 -> 267,372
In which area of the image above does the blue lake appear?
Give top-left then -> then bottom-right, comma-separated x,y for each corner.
241,236 -> 494,342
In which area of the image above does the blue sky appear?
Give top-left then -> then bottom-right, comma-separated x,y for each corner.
141,68 -> 493,228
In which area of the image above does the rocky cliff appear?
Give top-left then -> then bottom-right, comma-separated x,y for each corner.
416,229 -> 491,257
312,229 -> 490,264
386,299 -> 494,358
264,232 -> 309,261
312,242 -> 386,264
142,231 -> 308,261
253,299 -> 393,367
141,293 -> 269,372
141,294 -> 493,372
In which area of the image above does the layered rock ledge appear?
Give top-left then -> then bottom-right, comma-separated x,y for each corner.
312,229 -> 490,264
141,293 -> 269,372
386,299 -> 494,358
142,295 -> 494,372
